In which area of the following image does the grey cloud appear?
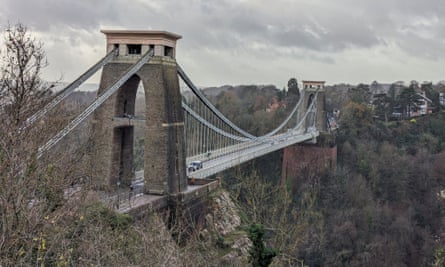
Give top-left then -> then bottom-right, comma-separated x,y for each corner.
2,0 -> 443,58
0,0 -> 408,55
163,1 -> 385,56
2,0 -> 122,31
1,0 -> 445,85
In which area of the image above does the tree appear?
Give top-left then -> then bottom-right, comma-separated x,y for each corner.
0,23 -> 51,126
287,78 -> 299,95
348,84 -> 371,104
247,223 -> 277,267
372,84 -> 399,122
287,78 -> 300,110
399,86 -> 422,119
434,247 -> 445,267
226,169 -> 307,265
373,94 -> 392,122
0,23 -> 61,265
276,87 -> 287,101
0,23 -> 94,266
338,101 -> 373,139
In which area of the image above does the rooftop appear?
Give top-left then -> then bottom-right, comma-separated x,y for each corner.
302,80 -> 326,84
100,30 -> 182,40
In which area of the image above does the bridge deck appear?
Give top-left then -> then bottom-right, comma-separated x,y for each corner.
188,130 -> 319,178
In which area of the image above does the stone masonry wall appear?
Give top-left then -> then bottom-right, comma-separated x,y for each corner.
281,143 -> 337,185
139,57 -> 187,195
91,63 -> 134,190
90,57 -> 187,194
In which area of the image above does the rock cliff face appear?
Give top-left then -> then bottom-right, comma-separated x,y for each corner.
206,190 -> 251,266
141,189 -> 250,266
207,190 -> 241,235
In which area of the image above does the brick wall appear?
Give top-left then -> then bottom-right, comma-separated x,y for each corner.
281,143 -> 337,185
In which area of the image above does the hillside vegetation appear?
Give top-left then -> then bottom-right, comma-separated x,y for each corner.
223,84 -> 445,266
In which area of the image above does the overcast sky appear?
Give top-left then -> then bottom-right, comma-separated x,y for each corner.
1,0 -> 444,88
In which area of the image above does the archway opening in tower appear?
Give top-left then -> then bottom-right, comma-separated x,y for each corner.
133,79 -> 146,184
111,74 -> 145,189
307,93 -> 315,109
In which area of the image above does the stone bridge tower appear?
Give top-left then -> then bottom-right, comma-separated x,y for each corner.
282,80 -> 335,188
91,30 -> 187,195
300,80 -> 327,132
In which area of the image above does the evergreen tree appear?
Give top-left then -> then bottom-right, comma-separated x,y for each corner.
248,224 -> 277,267
287,78 -> 299,95
287,78 -> 300,109
399,86 -> 422,118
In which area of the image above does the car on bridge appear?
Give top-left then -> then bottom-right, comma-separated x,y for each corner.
188,161 -> 203,172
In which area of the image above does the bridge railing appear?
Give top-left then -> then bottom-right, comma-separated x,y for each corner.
99,189 -> 143,211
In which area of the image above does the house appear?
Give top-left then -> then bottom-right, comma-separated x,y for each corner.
266,96 -> 286,113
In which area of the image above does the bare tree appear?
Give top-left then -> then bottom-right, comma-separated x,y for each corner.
0,23 -> 51,127
229,169 -> 307,265
0,23 -> 58,265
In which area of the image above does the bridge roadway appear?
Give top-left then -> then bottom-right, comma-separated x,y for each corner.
187,129 -> 319,178
130,128 -> 318,188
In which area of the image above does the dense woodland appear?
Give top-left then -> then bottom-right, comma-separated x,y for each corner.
213,79 -> 445,266
2,24 -> 445,266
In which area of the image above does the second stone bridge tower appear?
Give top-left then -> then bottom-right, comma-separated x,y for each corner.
91,30 -> 187,195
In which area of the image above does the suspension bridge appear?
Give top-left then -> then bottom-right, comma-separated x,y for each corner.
28,30 -> 325,207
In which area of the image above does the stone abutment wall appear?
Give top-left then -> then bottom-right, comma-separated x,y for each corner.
281,142 -> 337,187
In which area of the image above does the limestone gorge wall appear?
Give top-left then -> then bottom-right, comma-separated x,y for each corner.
138,189 -> 250,266
205,190 -> 251,266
